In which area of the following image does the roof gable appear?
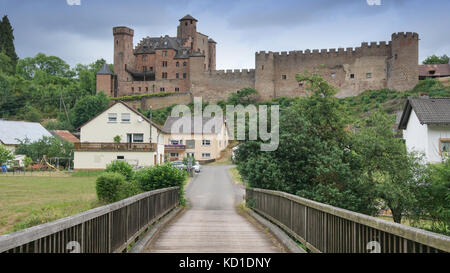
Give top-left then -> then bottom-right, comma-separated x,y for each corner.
398,97 -> 450,129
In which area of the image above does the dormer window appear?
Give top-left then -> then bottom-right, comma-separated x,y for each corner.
429,70 -> 436,75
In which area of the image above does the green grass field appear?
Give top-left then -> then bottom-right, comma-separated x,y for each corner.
0,175 -> 101,235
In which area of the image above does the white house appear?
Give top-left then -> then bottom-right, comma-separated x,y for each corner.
73,101 -> 165,170
398,97 -> 450,163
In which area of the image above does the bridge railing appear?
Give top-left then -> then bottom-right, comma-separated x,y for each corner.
0,187 -> 179,253
246,188 -> 450,253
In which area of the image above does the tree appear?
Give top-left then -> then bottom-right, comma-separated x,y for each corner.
226,88 -> 258,106
352,112 -> 428,223
236,73 -> 378,215
71,91 -> 109,128
16,53 -> 74,80
14,136 -> 73,164
422,54 -> 449,65
0,145 -> 14,165
0,15 -> 18,71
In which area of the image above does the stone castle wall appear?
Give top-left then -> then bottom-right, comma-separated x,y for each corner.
119,92 -> 192,110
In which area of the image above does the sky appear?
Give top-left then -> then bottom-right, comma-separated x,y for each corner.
1,0 -> 449,70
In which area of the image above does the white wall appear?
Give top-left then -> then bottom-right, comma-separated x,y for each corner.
74,151 -> 156,169
81,103 -> 160,144
427,125 -> 450,163
403,110 -> 428,158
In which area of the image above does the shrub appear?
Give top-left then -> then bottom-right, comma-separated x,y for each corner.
136,163 -> 186,204
96,172 -> 126,203
105,160 -> 134,180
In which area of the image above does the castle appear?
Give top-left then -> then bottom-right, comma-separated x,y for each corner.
97,14 -> 419,106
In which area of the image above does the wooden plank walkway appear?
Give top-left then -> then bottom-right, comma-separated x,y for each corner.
143,165 -> 285,253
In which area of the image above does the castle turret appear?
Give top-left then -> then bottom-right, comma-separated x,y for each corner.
208,38 -> 216,70
255,51 -> 275,100
96,63 -> 113,95
387,32 -> 419,91
178,14 -> 198,51
113,26 -> 135,90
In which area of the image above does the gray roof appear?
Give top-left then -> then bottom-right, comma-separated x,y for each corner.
97,63 -> 113,75
134,35 -> 191,58
208,38 -> 216,43
0,120 -> 52,145
398,97 -> 450,129
179,14 -> 197,21
163,116 -> 224,134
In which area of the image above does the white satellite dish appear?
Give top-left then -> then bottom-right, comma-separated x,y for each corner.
137,117 -> 143,122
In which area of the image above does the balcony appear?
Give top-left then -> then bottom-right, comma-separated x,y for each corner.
164,144 -> 186,151
74,142 -> 156,152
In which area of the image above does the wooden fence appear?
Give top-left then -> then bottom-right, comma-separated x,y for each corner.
0,187 -> 179,253
246,188 -> 450,253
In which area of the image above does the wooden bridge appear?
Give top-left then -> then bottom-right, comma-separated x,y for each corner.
1,166 -> 449,253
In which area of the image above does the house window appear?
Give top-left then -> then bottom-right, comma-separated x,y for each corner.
175,87 -> 179,92
350,74 -> 355,79
282,75 -> 287,80
108,113 -> 117,123
133,134 -> 144,143
117,156 -> 124,160
183,61 -> 187,67
202,139 -> 211,146
183,73 -> 187,79
160,87 -> 165,92
366,72 -> 372,79
440,139 -> 450,157
202,153 -> 211,158
170,139 -> 182,145
162,72 -> 168,79
162,61 -> 168,67
121,113 -> 131,123
170,152 -> 179,158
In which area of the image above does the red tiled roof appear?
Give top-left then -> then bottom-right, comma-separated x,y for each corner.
51,130 -> 79,143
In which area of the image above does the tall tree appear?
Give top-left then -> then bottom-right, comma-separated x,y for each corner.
0,15 -> 18,71
422,54 -> 449,65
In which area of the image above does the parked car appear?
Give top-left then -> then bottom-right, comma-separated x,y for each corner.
171,160 -> 187,171
193,161 -> 201,173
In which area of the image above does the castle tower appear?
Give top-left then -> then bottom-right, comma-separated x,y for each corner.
177,14 -> 198,51
387,32 -> 419,91
208,38 -> 216,70
113,26 -> 135,89
96,63 -> 113,95
255,51 -> 275,100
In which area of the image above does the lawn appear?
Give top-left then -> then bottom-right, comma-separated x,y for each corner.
0,174 -> 101,235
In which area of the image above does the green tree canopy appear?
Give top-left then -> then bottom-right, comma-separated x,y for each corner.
422,54 -> 449,64
71,91 -> 109,128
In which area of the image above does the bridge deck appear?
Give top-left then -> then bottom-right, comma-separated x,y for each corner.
143,165 -> 285,253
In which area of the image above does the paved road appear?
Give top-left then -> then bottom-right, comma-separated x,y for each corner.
144,165 -> 285,253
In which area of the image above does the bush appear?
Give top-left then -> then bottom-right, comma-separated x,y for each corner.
96,172 -> 126,203
136,163 -> 186,204
105,160 -> 134,180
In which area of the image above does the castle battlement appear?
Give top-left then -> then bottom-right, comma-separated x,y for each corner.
210,69 -> 255,76
391,32 -> 419,40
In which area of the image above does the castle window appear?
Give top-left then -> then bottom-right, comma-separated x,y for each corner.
131,87 -> 134,92
116,40 -> 118,45
176,61 -> 179,67
162,72 -> 168,79
183,73 -> 187,79
142,55 -> 147,61
282,75 -> 287,80
262,65 -> 264,70
331,72 -> 336,79
138,87 -> 141,92
350,74 -> 355,79
395,54 -> 398,60
175,87 -> 180,92
160,87 -> 165,92
146,87 -> 148,92
162,51 -> 167,57
298,82 -> 304,87
183,61 -> 187,67
366,72 -> 372,79
149,66 -> 153,71
185,22 -> 188,26
176,73 -> 179,79
162,61 -> 168,67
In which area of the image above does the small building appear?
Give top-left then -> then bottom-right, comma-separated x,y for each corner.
73,101 -> 165,170
418,63 -> 450,80
50,130 -> 79,143
162,116 -> 229,162
398,97 -> 450,163
0,119 -> 52,152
